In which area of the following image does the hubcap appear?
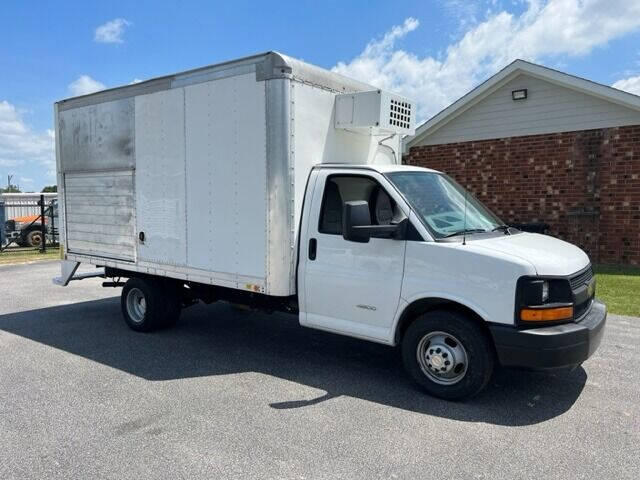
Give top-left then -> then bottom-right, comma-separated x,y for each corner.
126,288 -> 147,324
416,331 -> 468,385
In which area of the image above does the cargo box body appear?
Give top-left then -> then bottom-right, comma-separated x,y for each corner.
55,52 -> 409,296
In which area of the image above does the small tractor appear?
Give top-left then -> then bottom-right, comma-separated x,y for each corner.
3,199 -> 58,248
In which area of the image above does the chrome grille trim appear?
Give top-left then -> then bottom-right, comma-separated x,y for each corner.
570,265 -> 593,290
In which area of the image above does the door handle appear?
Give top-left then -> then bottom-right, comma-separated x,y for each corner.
308,238 -> 317,260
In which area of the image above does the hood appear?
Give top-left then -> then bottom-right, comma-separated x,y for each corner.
11,214 -> 42,224
468,232 -> 590,276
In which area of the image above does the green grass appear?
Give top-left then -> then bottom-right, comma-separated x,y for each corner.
0,246 -> 60,265
595,265 -> 640,317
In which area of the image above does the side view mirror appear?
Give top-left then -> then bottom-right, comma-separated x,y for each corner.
342,201 -> 372,243
342,201 -> 404,243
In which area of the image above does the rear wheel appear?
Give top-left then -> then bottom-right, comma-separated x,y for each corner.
121,277 -> 181,332
401,309 -> 494,400
26,230 -> 44,248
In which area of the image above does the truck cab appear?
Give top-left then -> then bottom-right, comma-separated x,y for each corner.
297,164 -> 606,399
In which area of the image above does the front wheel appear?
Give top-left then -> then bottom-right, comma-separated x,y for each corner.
401,309 -> 494,400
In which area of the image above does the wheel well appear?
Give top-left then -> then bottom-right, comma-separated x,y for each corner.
21,227 -> 44,241
394,298 -> 488,344
25,226 -> 43,233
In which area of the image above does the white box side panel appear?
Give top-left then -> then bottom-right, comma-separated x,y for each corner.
183,82 -> 213,271
231,75 -> 267,280
135,88 -> 187,266
184,73 -> 267,281
64,170 -> 135,261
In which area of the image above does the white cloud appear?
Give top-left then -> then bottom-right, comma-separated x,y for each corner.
94,18 -> 131,44
0,101 -> 54,174
68,75 -> 106,97
440,0 -> 486,32
333,0 -> 640,121
612,75 -> 640,95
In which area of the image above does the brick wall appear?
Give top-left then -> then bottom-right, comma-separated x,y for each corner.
404,125 -> 640,265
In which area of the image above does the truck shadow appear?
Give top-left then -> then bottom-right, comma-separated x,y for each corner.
0,297 -> 587,426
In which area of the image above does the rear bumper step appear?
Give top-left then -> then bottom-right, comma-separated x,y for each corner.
53,260 -> 105,286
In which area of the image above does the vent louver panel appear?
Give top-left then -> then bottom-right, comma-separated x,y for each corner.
389,99 -> 412,129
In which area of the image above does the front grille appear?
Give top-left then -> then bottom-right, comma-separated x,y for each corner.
569,265 -> 593,290
570,264 -> 594,320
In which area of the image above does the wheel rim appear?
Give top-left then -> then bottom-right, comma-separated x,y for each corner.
31,233 -> 43,246
126,288 -> 147,324
416,331 -> 468,385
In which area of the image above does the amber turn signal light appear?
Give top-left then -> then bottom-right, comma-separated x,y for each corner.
520,306 -> 573,322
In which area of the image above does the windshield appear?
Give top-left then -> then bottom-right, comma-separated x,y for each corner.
387,171 -> 504,239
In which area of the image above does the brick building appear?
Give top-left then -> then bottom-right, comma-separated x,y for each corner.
404,60 -> 640,265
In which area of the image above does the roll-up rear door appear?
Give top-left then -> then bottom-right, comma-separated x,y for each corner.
64,169 -> 135,261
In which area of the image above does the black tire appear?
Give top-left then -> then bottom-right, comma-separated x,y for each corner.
401,309 -> 494,400
121,277 -> 181,332
160,281 -> 182,329
26,230 -> 44,248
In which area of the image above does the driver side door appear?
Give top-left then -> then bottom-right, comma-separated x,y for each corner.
298,170 -> 407,344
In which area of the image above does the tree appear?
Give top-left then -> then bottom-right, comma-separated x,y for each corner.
41,185 -> 57,193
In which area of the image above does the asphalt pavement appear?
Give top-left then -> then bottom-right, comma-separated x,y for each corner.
0,261 -> 638,479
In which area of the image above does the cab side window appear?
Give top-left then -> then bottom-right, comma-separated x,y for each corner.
318,175 -> 401,235
319,179 -> 344,235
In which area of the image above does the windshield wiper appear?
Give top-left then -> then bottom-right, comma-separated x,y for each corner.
443,228 -> 486,238
492,225 -> 512,235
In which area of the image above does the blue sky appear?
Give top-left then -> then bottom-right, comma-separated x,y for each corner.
2,0 -> 640,191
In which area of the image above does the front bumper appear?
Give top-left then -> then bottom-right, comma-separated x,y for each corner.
489,299 -> 606,369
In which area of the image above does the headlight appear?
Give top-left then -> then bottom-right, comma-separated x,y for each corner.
541,281 -> 549,303
5,220 -> 15,231
516,277 -> 573,325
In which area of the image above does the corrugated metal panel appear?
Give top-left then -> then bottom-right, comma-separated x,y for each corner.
421,73 -> 640,145
135,88 -> 187,266
1,193 -> 57,219
183,73 -> 267,280
65,170 -> 135,261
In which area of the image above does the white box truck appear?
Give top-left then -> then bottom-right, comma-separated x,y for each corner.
54,52 -> 606,399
